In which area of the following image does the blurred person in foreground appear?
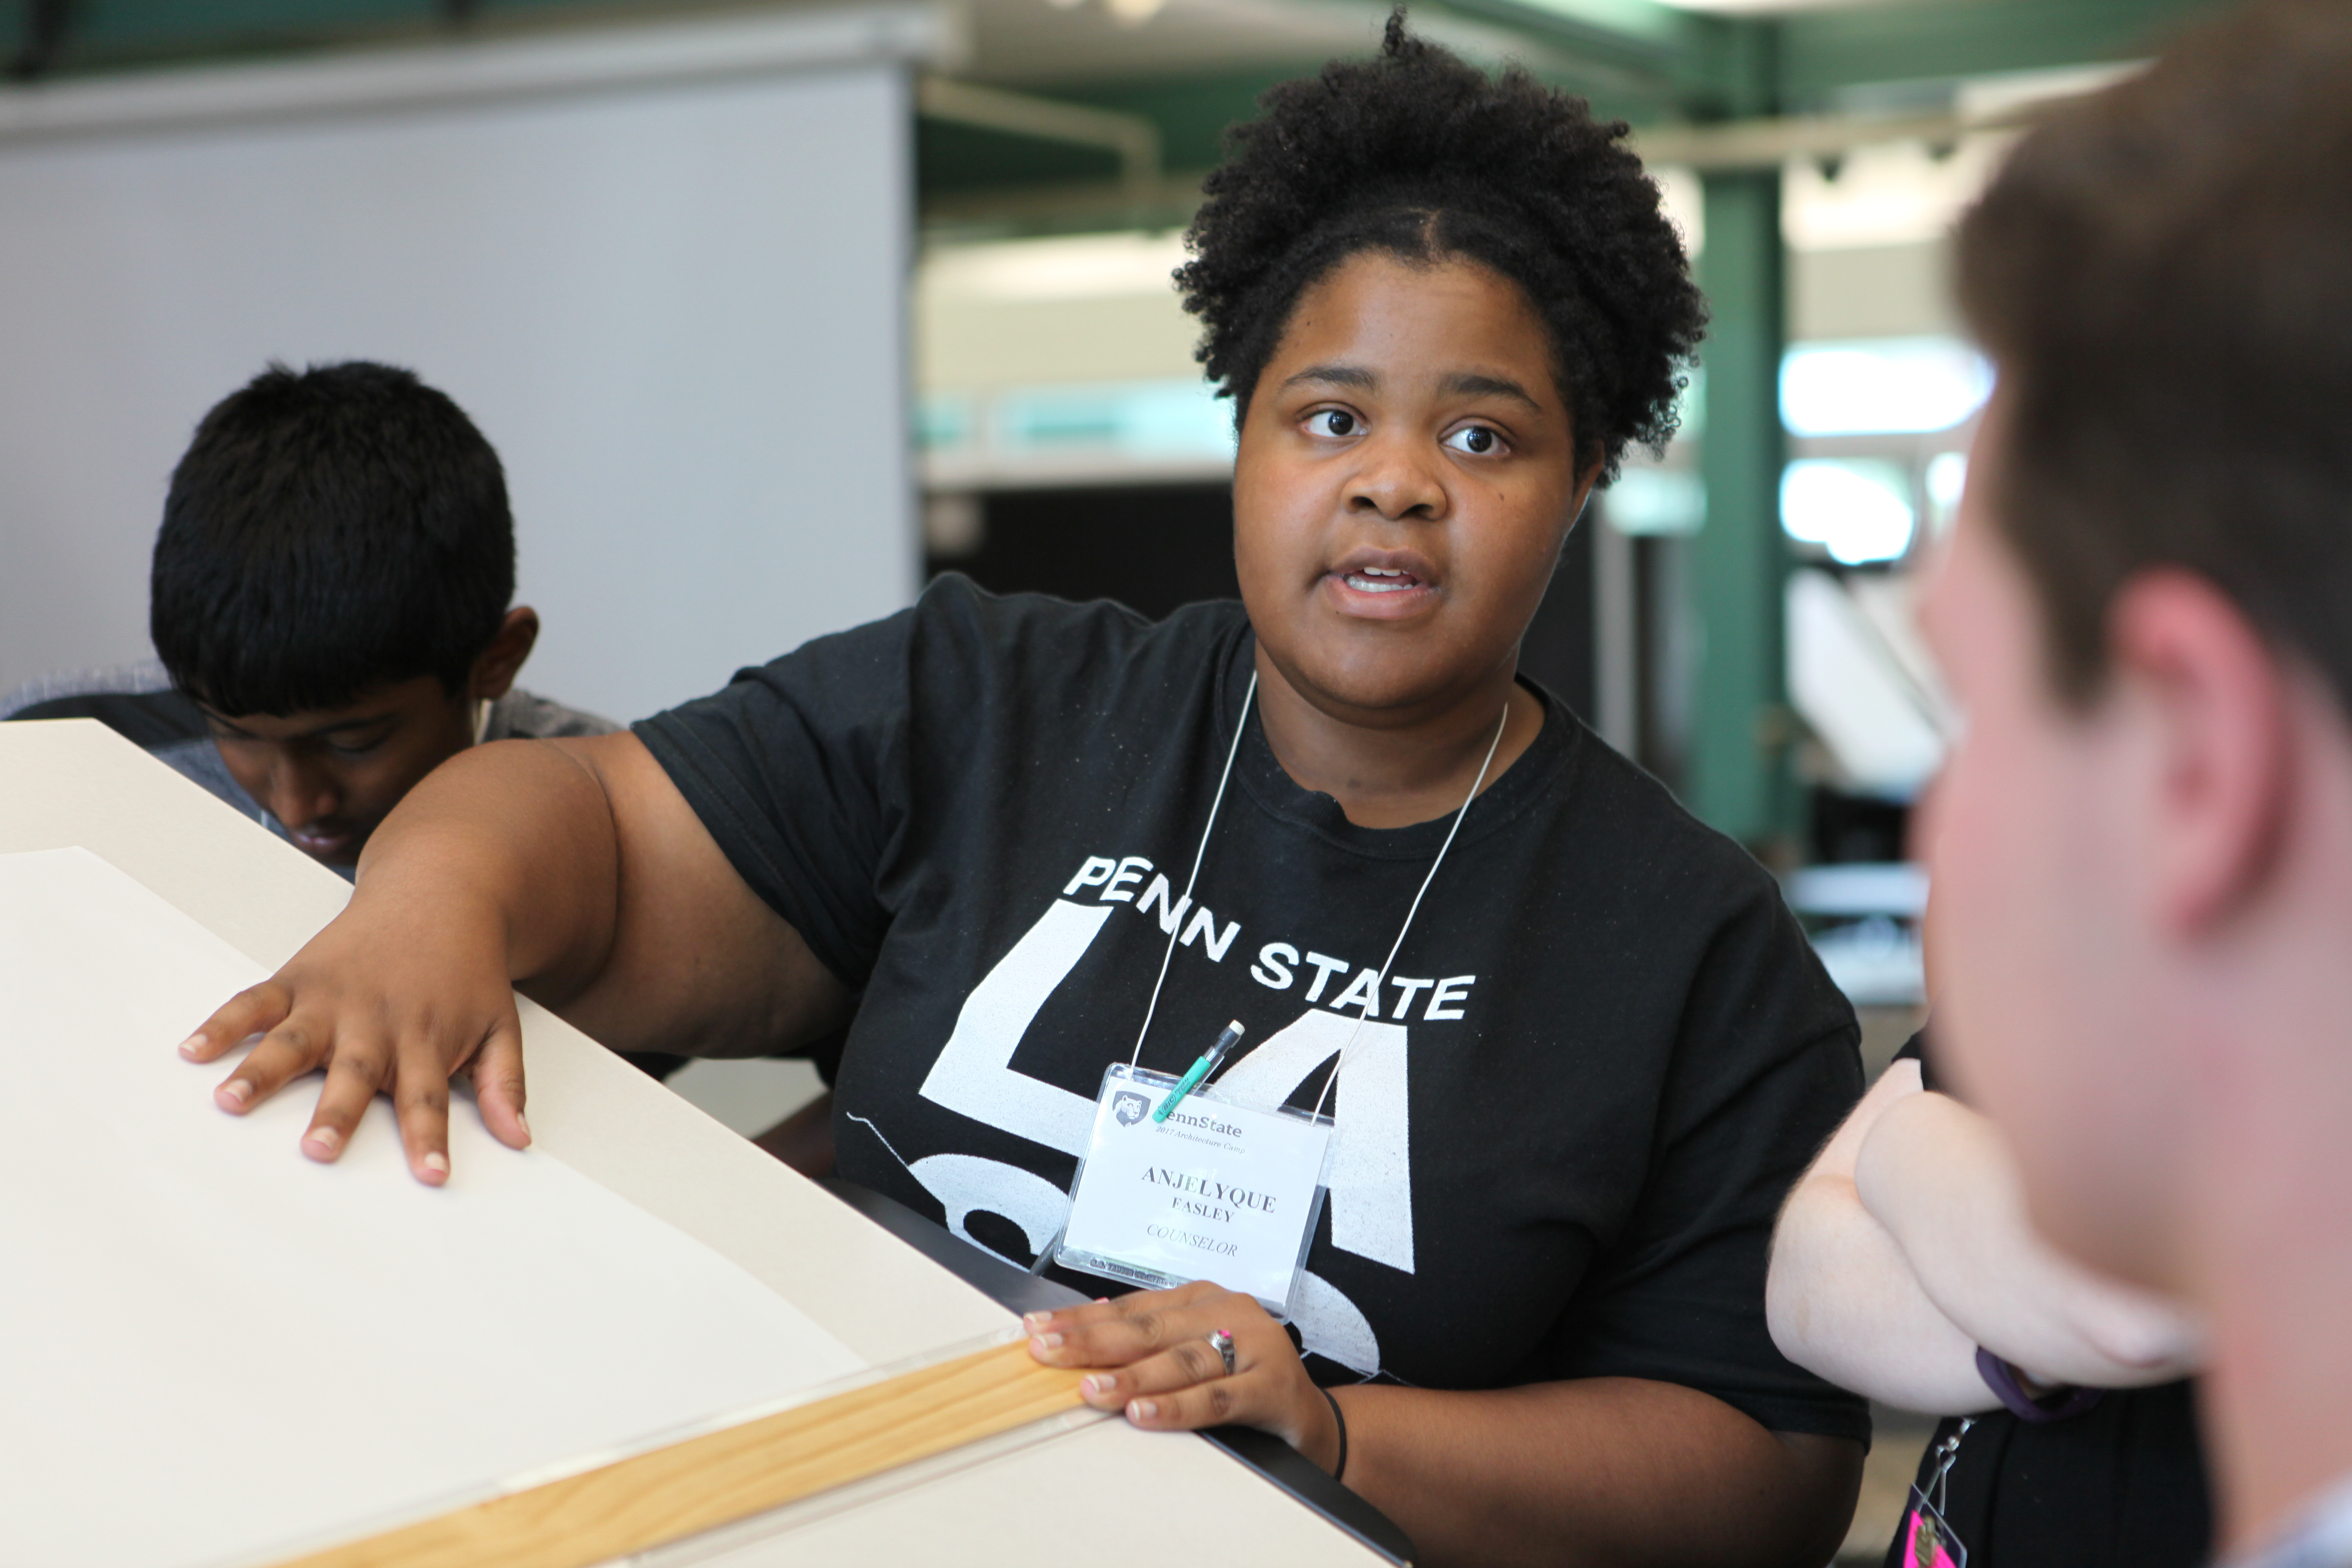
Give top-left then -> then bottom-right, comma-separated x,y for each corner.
1900,3 -> 2352,1563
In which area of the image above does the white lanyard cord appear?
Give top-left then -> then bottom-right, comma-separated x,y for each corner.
1128,669 -> 1259,1067
1310,701 -> 1509,1121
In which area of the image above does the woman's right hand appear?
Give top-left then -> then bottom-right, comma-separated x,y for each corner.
171,731 -> 857,1189
177,879 -> 530,1187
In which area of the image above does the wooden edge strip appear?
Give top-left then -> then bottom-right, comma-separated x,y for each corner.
268,1341 -> 1088,1568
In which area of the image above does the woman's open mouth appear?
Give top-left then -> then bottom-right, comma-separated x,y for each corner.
1342,566 -> 1423,593
1324,550 -> 1441,618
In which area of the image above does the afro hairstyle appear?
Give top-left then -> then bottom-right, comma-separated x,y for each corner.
1177,12 -> 1705,482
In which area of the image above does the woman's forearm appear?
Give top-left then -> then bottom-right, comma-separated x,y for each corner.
181,734 -> 634,1180
352,735 -> 623,998
185,731 -> 844,1180
1856,1090 -> 2201,1389
1767,1168 -> 2001,1415
1763,1058 -> 1991,1414
1337,1377 -> 1860,1568
358,732 -> 845,1058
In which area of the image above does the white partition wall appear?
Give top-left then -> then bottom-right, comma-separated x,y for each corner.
0,8 -> 940,722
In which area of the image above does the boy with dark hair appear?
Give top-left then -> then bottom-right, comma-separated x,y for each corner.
8,361 -> 611,874
1904,3 -> 2352,1563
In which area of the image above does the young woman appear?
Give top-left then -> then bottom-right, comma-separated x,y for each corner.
183,21 -> 1867,1563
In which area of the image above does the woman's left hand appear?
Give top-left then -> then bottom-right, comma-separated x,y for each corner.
1024,1281 -> 1341,1472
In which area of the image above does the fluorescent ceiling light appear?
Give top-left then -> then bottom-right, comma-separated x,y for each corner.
1782,458 -> 1916,565
1782,337 -> 1991,437
1606,467 -> 1705,536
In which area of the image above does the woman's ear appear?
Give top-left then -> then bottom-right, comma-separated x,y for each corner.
1565,454 -> 1605,531
469,606 -> 541,704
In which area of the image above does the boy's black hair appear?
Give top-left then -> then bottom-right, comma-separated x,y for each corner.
1179,12 -> 1705,482
150,361 -> 515,717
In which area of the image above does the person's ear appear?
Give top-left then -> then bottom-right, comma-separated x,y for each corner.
468,606 -> 540,705
2106,569 -> 2290,934
1564,452 -> 1604,533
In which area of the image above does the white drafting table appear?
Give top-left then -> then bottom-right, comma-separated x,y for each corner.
0,720 -> 1396,1567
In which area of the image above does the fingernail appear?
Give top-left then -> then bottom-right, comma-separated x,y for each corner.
1023,1310 -> 1053,1330
422,1152 -> 449,1178
1130,1399 -> 1158,1420
218,1080 -> 252,1108
1031,1331 -> 1063,1351
515,1112 -> 531,1142
304,1126 -> 342,1155
1082,1375 -> 1112,1398
178,1033 -> 206,1059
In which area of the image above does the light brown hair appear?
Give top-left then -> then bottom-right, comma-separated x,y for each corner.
1956,0 -> 2352,710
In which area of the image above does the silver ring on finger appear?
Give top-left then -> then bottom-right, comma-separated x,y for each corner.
1207,1327 -> 1237,1378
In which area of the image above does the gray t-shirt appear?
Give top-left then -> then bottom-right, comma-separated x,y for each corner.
3,660 -> 612,880
157,688 -> 615,878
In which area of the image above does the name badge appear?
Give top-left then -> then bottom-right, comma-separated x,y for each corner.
1901,1486 -> 1967,1568
1056,1063 -> 1333,1315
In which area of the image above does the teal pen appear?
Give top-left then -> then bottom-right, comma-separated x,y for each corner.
1153,1021 -> 1246,1122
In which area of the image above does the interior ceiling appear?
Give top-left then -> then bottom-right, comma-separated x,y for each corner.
959,0 -> 1375,85
6,0 -> 2226,215
1655,0 -> 1922,12
953,0 -> 1605,88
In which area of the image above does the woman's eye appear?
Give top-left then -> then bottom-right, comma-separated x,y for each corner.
1444,425 -> 1504,456
1308,410 -> 1359,438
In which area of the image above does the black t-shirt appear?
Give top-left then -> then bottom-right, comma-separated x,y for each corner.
637,578 -> 1867,1439
1888,1031 -> 2212,1567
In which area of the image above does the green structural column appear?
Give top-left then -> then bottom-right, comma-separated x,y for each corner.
1690,167 -> 1796,855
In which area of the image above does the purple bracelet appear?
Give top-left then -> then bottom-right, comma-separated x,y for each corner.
1976,1346 -> 2104,1423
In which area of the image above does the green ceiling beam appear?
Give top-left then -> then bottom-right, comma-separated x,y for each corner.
1777,0 -> 2224,103
917,68 -> 1281,201
17,0 -> 2231,90
3,0 -> 722,77
919,116 -> 1124,196
1483,0 -> 1692,50
1055,67 -> 1293,173
1431,0 -> 1731,99
13,0 -> 437,71
15,0 -> 2238,170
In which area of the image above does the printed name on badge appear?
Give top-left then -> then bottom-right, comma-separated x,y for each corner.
1057,1063 -> 1333,1313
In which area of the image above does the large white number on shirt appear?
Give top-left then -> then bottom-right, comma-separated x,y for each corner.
1216,1008 -> 1415,1275
917,898 -> 1105,1155
904,897 -> 1401,1376
905,1152 -> 1073,1261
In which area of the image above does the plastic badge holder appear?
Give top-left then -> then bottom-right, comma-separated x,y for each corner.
1055,1062 -> 1334,1318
